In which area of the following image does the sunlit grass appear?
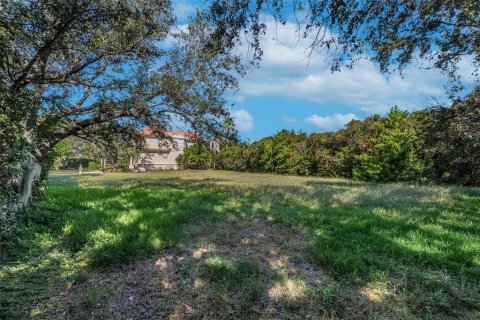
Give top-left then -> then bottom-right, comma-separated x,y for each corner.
1,170 -> 479,318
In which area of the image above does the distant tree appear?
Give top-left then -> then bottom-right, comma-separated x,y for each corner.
416,86 -> 480,185
353,107 -> 428,182
340,115 -> 383,177
50,138 -> 74,170
258,137 -> 275,172
242,141 -> 262,171
0,1 -> 242,213
270,130 -> 298,174
291,134 -> 316,176
220,116 -> 239,145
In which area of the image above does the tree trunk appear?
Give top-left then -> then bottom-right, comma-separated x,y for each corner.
15,155 -> 41,211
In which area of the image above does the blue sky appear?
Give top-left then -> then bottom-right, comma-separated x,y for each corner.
174,1 -> 476,142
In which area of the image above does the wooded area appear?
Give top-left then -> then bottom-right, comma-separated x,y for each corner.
179,88 -> 480,185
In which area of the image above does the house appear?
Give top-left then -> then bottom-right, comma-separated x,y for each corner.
130,128 -> 197,170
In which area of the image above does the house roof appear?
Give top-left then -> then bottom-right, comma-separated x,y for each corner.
139,128 -> 199,141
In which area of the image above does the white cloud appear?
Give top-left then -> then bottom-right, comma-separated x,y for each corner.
305,113 -> 358,131
172,1 -> 197,21
234,18 -> 474,115
231,109 -> 254,132
281,115 -> 297,123
229,94 -> 246,104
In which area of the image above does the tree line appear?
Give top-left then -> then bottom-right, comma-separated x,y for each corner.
179,87 -> 480,186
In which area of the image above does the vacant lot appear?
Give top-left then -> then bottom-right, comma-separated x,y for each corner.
1,170 -> 479,319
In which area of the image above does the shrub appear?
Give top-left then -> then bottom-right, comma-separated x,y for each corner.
215,145 -> 247,171
87,161 -> 101,171
177,145 -> 212,169
353,107 -> 428,182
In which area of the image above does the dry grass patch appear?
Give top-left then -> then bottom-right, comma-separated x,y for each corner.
41,218 -> 378,319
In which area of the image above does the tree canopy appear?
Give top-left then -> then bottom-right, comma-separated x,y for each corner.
0,0 -> 243,212
208,0 -> 480,89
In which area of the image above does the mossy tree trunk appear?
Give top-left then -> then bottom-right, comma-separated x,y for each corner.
16,155 -> 42,211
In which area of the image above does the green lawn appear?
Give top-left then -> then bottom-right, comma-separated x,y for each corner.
1,170 -> 479,319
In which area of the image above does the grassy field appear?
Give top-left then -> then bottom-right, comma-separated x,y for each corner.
1,170 -> 479,319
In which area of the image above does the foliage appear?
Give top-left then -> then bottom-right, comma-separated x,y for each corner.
0,89 -> 28,213
215,144 -> 247,171
58,135 -> 138,171
220,116 -> 239,145
86,161 -> 102,171
271,130 -> 302,174
209,0 -> 480,90
217,130 -> 349,177
60,158 -> 96,170
176,144 -> 213,169
340,115 -> 382,177
216,93 -> 479,186
1,1 -> 243,210
353,107 -> 428,182
416,87 -> 480,185
51,139 -> 74,169
1,171 -> 479,318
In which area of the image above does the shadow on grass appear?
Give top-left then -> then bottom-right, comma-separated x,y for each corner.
42,218 -> 371,319
1,174 -> 479,318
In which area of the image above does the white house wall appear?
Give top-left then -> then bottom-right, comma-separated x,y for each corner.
133,134 -> 192,170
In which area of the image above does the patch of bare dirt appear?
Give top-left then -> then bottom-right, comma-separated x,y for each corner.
41,218 -> 380,319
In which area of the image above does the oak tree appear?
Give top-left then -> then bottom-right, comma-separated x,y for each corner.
0,0 -> 242,214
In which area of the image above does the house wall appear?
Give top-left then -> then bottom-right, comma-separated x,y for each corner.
133,134 -> 194,170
